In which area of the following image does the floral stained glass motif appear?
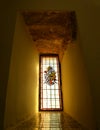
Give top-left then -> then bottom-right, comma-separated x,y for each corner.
44,66 -> 57,85
39,55 -> 63,111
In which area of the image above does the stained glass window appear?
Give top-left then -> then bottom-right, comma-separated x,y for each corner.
39,54 -> 63,111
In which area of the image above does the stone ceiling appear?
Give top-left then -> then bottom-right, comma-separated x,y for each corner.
22,11 -> 77,61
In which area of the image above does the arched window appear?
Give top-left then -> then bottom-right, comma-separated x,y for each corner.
39,54 -> 63,111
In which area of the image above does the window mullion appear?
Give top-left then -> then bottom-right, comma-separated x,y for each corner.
39,54 -> 63,111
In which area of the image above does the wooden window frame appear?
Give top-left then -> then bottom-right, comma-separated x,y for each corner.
39,54 -> 63,111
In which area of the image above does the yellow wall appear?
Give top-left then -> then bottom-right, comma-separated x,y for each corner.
4,13 -> 39,129
62,41 -> 95,129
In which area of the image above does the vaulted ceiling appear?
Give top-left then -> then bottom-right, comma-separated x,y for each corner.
22,11 -> 77,61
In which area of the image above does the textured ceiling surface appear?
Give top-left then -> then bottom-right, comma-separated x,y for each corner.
22,11 -> 77,61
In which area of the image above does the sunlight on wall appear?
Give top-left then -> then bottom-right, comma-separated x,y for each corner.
4,13 -> 39,129
36,64 -> 39,112
62,42 -> 95,129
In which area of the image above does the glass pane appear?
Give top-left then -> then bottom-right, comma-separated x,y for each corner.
40,55 -> 62,110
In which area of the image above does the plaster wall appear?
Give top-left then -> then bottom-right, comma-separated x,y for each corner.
4,13 -> 39,129
62,41 -> 95,129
